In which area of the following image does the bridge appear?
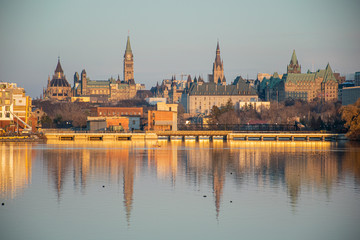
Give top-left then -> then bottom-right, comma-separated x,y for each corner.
44,131 -> 346,142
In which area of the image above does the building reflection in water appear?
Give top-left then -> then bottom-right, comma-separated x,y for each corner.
0,143 -> 33,199
38,140 -> 360,221
43,142 -> 143,225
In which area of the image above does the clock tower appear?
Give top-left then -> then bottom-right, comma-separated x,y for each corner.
124,36 -> 134,83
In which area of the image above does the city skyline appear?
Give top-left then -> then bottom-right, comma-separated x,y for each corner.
1,0 -> 359,98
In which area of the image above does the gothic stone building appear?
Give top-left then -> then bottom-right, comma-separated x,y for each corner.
284,63 -> 338,102
182,77 -> 258,115
72,36 -> 136,102
208,41 -> 226,85
44,58 -> 72,101
259,50 -> 338,102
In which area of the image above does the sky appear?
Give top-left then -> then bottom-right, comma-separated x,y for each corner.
0,0 -> 359,98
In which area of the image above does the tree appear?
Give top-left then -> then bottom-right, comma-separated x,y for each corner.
177,103 -> 186,124
209,106 -> 221,124
224,98 -> 234,112
341,99 -> 360,141
41,115 -> 53,128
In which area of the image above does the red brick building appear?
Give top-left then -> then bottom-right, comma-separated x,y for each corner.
90,107 -> 143,117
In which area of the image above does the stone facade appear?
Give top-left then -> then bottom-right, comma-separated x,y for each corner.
259,51 -> 339,102
209,42 -> 226,85
287,50 -> 301,74
124,36 -> 134,84
151,75 -> 191,104
72,36 -> 137,102
182,77 -> 258,115
44,58 -> 72,101
284,64 -> 338,102
259,72 -> 285,101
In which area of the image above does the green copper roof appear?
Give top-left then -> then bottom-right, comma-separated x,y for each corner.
125,36 -> 132,54
285,63 -> 337,84
290,50 -> 298,64
323,63 -> 337,83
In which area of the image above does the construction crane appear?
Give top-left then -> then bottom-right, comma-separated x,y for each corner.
180,73 -> 189,81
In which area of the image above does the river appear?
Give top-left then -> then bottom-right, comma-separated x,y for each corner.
0,140 -> 359,240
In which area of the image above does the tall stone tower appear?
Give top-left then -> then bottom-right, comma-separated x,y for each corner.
123,36 -> 134,84
287,50 -> 301,74
212,41 -> 225,85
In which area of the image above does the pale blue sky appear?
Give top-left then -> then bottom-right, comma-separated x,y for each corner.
0,0 -> 359,98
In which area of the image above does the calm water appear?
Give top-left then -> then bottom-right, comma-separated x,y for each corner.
0,140 -> 359,240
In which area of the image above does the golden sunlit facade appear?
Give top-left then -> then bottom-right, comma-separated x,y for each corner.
0,143 -> 32,199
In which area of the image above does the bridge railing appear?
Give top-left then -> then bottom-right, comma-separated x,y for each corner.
178,124 -> 299,132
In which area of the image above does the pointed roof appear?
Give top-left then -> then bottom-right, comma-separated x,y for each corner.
215,41 -> 222,66
290,50 -> 298,65
323,63 -> 337,83
55,57 -> 63,73
125,36 -> 132,54
187,75 -> 192,83
273,72 -> 280,79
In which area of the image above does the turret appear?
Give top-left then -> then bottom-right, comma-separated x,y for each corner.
287,50 -> 301,73
81,69 -> 87,95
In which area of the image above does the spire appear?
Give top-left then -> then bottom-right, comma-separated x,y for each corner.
187,75 -> 192,83
55,57 -> 63,73
290,49 -> 298,65
125,35 -> 132,54
215,41 -> 221,66
325,62 -> 332,71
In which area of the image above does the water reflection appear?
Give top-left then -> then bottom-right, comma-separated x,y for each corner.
0,143 -> 33,199
1,141 -> 360,222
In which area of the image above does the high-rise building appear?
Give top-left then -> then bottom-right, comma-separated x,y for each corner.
355,72 -> 360,86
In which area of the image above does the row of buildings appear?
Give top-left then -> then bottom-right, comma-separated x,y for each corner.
43,36 -> 144,103
258,50 -> 339,103
42,34 -> 358,112
150,44 -> 352,117
87,102 -> 178,132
